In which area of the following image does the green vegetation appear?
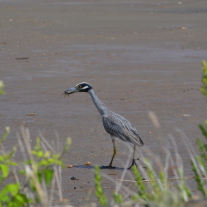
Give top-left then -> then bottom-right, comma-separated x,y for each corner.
192,60 -> 207,197
0,81 -> 6,95
94,166 -> 108,206
0,125 -> 71,206
200,60 -> 207,96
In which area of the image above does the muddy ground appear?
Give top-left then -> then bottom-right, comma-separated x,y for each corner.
0,0 -> 207,205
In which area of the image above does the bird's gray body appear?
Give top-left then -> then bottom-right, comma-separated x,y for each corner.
88,89 -> 144,147
102,111 -> 144,146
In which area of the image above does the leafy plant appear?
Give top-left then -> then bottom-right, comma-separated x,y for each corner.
0,127 -> 30,207
200,60 -> 207,96
191,60 -> 207,197
0,125 -> 71,206
17,127 -> 71,206
0,183 -> 30,207
94,166 -> 108,206
0,81 -> 5,95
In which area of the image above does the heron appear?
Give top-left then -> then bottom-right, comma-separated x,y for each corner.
64,82 -> 144,169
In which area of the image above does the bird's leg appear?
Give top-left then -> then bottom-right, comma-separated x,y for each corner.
128,145 -> 138,169
102,139 -> 116,169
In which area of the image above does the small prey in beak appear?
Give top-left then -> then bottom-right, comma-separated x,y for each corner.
64,86 -> 78,97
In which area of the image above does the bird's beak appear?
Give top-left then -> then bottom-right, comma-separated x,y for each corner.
64,86 -> 78,95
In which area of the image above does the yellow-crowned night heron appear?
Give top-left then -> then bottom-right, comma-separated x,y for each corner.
64,82 -> 144,169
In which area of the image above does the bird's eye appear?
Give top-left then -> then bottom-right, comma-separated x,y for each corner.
77,85 -> 82,89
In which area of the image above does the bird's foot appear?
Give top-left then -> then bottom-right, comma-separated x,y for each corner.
128,158 -> 139,170
101,165 -> 116,169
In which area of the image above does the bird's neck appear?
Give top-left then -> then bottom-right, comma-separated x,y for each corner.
88,89 -> 108,116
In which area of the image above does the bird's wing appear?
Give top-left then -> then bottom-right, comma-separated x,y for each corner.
102,112 -> 144,146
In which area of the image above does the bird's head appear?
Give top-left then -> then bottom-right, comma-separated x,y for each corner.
64,82 -> 93,96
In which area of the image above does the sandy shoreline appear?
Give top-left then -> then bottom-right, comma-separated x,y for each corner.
1,0 -> 207,205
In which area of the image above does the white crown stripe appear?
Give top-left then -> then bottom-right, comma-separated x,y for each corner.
82,86 -> 89,89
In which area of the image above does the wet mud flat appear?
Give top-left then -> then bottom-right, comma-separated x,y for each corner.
1,0 -> 207,205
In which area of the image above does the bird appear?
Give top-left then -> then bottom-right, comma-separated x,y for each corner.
64,82 -> 144,169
